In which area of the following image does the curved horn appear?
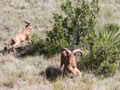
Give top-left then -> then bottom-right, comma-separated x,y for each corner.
72,49 -> 83,55
61,48 -> 72,55
24,21 -> 30,25
23,21 -> 31,28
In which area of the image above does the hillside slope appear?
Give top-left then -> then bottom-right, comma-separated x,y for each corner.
0,0 -> 120,90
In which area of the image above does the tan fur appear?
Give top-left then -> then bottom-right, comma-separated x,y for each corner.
9,21 -> 32,53
60,48 -> 83,77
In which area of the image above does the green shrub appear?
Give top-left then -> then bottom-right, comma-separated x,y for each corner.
105,23 -> 120,32
97,60 -> 118,76
30,33 -> 46,55
45,14 -> 69,56
80,28 -> 120,76
45,0 -> 99,54
30,0 -> 99,56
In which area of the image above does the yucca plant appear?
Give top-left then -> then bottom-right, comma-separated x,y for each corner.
81,26 -> 120,76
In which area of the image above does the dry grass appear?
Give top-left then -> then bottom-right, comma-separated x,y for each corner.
0,54 -> 120,90
0,0 -> 120,90
96,0 -> 120,28
0,0 -> 63,42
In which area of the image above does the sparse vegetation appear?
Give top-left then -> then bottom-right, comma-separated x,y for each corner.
0,0 -> 120,90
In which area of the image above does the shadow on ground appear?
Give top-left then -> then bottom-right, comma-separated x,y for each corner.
45,66 -> 62,81
0,45 -> 38,58
1,44 -> 52,59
